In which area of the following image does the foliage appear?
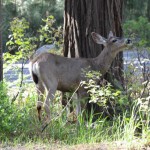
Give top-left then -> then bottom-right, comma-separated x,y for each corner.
123,17 -> 150,121
0,68 -> 149,148
81,70 -> 129,116
124,0 -> 148,20
0,81 -> 149,149
4,16 -> 63,86
5,15 -> 62,61
80,66 -> 149,142
2,15 -> 63,133
124,48 -> 149,149
123,54 -> 150,129
2,0 -> 64,51
123,17 -> 150,120
38,15 -> 63,47
123,16 -> 150,47
6,18 -> 36,60
0,82 -> 36,139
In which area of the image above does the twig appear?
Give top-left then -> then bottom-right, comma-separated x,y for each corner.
11,59 -> 28,103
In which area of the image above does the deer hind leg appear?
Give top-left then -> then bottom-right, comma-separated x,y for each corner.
41,79 -> 57,132
36,80 -> 45,122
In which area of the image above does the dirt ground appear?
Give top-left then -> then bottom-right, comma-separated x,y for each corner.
0,141 -> 150,150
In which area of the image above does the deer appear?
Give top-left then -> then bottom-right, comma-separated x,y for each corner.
29,31 -> 132,131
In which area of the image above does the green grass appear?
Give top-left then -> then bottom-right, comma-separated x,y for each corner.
0,82 -> 150,149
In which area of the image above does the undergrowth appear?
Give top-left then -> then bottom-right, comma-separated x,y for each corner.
0,82 -> 149,149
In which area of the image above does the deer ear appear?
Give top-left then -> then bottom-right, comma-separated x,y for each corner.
91,32 -> 107,46
108,31 -> 114,39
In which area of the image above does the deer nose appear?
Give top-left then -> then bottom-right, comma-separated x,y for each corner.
126,39 -> 132,44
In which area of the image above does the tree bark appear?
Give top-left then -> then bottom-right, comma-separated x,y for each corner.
0,0 -> 3,81
63,0 -> 124,116
64,0 -> 123,80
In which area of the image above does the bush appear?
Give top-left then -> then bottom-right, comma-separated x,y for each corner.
123,16 -> 150,126
81,70 -> 130,117
123,16 -> 150,47
0,82 -> 37,140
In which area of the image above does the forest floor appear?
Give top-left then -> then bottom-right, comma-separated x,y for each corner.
0,141 -> 150,150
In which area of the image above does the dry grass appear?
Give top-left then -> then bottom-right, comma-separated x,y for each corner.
1,141 -> 150,150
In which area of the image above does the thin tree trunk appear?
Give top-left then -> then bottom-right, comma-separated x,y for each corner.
0,0 -> 3,81
147,0 -> 150,21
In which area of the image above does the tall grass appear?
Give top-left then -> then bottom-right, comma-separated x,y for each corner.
0,82 -> 149,149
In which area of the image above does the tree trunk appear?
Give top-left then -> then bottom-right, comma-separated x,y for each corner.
0,0 -> 3,81
63,0 -> 123,116
64,0 -> 123,80
147,0 -> 150,21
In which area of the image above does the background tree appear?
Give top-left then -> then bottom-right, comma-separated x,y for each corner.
147,0 -> 150,21
124,0 -> 148,20
0,0 -> 3,81
2,0 -> 64,53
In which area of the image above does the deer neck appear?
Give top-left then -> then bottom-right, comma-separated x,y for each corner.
93,45 -> 117,75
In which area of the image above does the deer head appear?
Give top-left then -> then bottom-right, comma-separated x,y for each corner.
91,31 -> 132,54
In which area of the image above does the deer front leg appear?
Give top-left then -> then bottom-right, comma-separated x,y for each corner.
76,88 -> 86,115
76,88 -> 89,120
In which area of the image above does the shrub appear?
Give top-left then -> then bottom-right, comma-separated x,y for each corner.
0,82 -> 37,140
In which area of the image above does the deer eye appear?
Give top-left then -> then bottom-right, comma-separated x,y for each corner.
112,39 -> 117,43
